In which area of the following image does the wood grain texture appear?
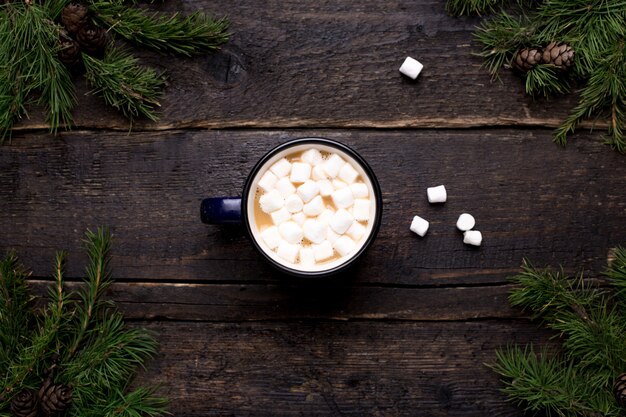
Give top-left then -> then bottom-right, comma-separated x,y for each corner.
1,129 -> 624,285
131,320 -> 552,417
13,0 -> 583,131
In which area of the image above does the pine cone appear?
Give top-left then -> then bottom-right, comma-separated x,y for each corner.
60,2 -> 89,34
10,389 -> 38,417
542,41 -> 575,70
76,23 -> 108,57
58,30 -> 81,67
513,48 -> 542,72
614,372 -> 626,407
39,378 -> 72,416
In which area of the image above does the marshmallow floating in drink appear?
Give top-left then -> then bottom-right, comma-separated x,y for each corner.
252,148 -> 375,269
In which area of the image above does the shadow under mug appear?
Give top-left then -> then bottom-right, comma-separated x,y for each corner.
200,137 -> 383,278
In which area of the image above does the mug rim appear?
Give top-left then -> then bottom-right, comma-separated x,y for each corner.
242,137 -> 383,278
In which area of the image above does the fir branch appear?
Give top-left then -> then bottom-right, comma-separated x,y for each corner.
606,246 -> 626,300
81,387 -> 167,417
91,1 -> 230,56
524,64 -> 571,97
83,48 -> 165,122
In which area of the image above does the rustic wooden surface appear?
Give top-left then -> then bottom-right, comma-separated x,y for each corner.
2,0 -> 626,415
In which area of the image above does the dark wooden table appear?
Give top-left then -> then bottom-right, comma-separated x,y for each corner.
2,1 -> 626,415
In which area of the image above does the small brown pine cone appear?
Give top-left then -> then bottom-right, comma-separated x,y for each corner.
614,372 -> 626,407
513,48 -> 542,72
58,30 -> 81,67
9,389 -> 39,417
39,378 -> 72,415
542,41 -> 575,70
76,23 -> 108,57
61,2 -> 89,34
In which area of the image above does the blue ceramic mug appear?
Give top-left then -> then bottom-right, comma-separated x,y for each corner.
201,138 -> 382,277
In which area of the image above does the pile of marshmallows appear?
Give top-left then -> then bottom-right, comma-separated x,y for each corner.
410,185 -> 483,247
256,149 -> 371,266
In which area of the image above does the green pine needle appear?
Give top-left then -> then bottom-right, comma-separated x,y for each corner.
524,64 -> 571,97
83,48 -> 166,122
446,0 -> 504,16
606,246 -> 626,300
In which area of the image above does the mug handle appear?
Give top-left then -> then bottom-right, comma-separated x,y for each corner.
200,197 -> 243,224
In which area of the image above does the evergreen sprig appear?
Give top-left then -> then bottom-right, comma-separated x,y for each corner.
451,0 -> 626,153
0,228 -> 167,417
490,247 -> 626,416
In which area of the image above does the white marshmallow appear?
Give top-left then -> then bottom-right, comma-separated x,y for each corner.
290,162 -> 311,183
427,185 -> 447,203
350,182 -> 369,199
313,241 -> 334,262
456,213 -> 476,231
318,179 -> 334,197
331,187 -> 354,209
269,158 -> 291,178
312,165 -> 329,180
330,209 -> 354,235
399,56 -> 424,80
284,194 -> 304,213
323,154 -> 345,178
277,241 -> 300,263
338,163 -> 359,184
303,195 -> 325,216
291,212 -> 307,225
301,149 -> 324,166
463,230 -> 482,246
333,235 -> 356,257
271,207 -> 291,225
332,179 -> 348,189
410,215 -> 429,237
259,226 -> 281,250
352,199 -> 371,221
275,177 -> 296,198
299,248 -> 316,266
279,221 -> 304,244
259,190 -> 284,213
317,209 -> 334,226
296,180 -> 320,203
326,228 -> 341,244
303,219 -> 327,244
346,221 -> 366,241
257,171 -> 278,193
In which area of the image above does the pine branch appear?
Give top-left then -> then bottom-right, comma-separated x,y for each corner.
446,0 -> 504,16
78,387 -> 167,417
606,246 -> 626,301
91,1 -> 230,56
524,64 -> 571,97
83,48 -> 165,122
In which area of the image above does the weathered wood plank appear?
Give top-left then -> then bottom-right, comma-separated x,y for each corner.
14,0 -> 581,131
132,320 -> 551,416
29,280 -> 518,321
1,129 -> 624,285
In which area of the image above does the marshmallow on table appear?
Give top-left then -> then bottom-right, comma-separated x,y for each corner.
279,221 -> 304,244
257,171 -> 278,193
427,185 -> 447,203
410,215 -> 429,237
260,226 -> 281,250
456,213 -> 476,231
277,241 -> 300,263
303,219 -> 327,244
284,194 -> 304,213
338,163 -> 359,184
346,221 -> 366,241
297,180 -> 320,203
275,177 -> 296,198
291,212 -> 306,225
323,154 -> 345,178
290,162 -> 311,183
352,199 -> 370,221
318,179 -> 334,197
330,208 -> 354,235
259,190 -> 284,213
302,149 -> 323,166
463,230 -> 482,246
299,247 -> 316,266
312,165 -> 329,180
303,195 -> 325,216
269,158 -> 292,178
399,56 -> 424,80
350,182 -> 369,198
313,241 -> 334,262
333,235 -> 356,257
331,187 -> 354,209
271,207 -> 291,225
